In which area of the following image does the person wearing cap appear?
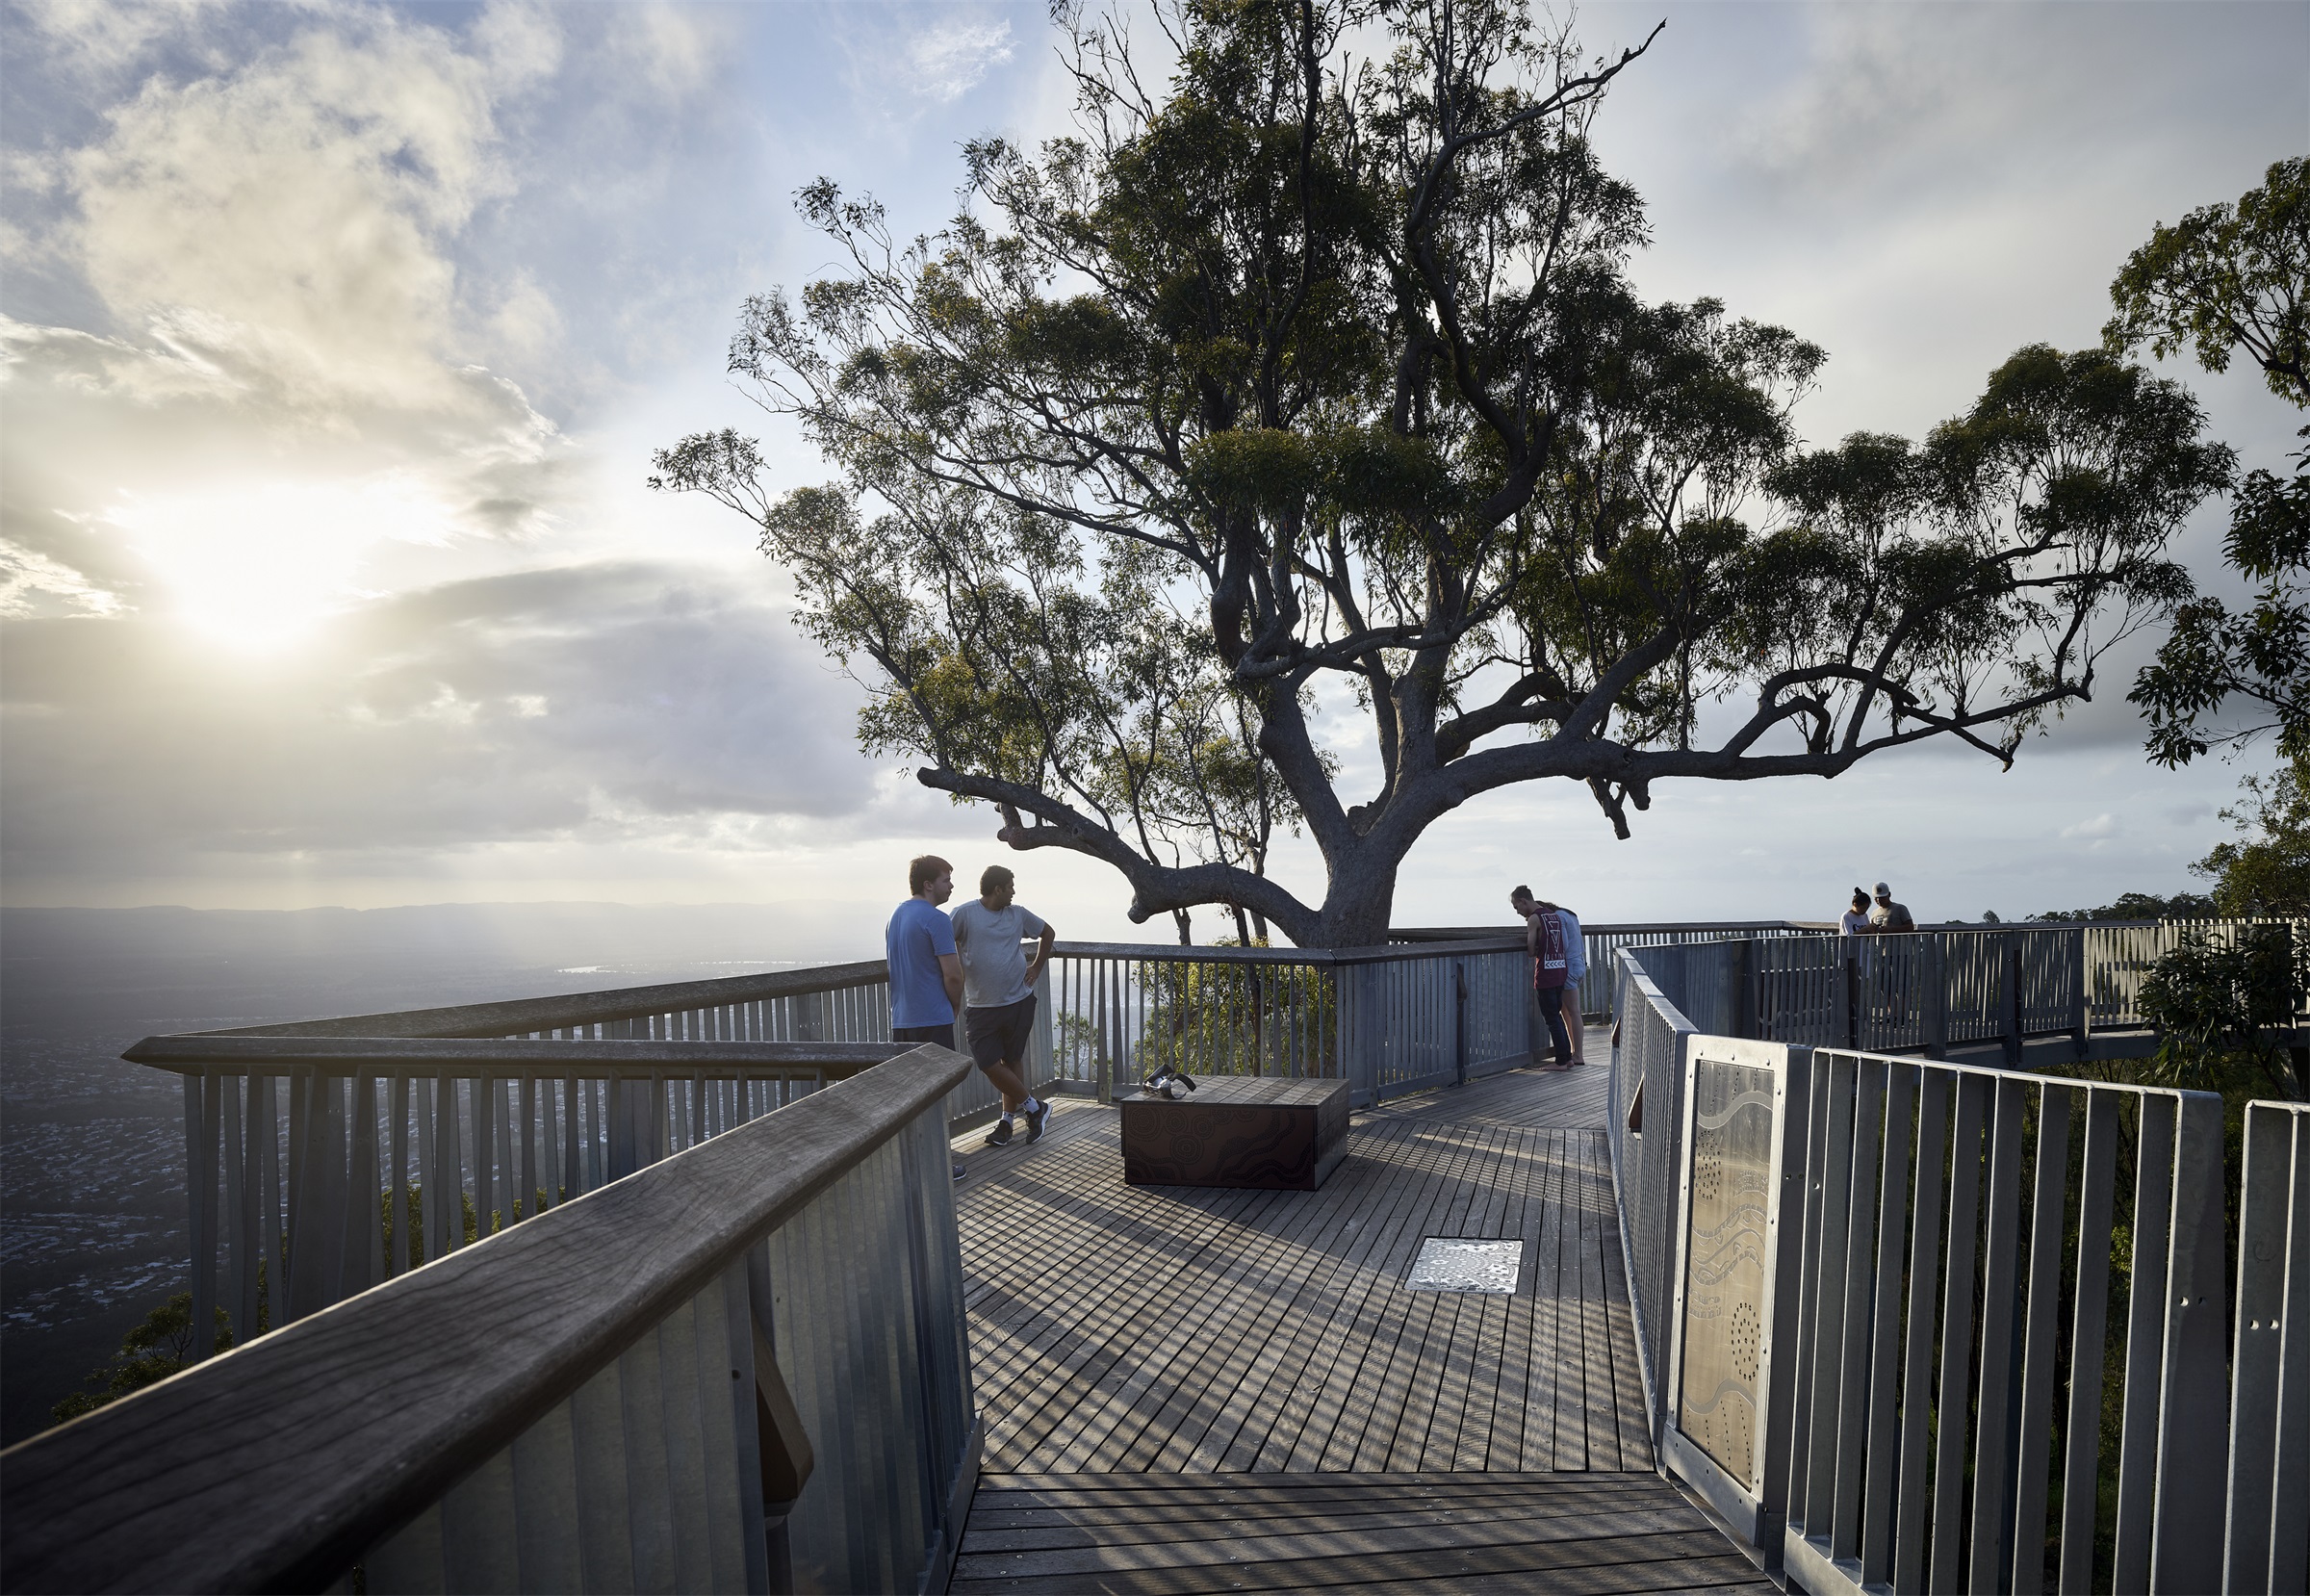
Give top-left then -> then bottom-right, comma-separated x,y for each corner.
1868,882 -> 1916,934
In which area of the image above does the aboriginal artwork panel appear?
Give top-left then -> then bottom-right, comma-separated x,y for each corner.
1677,1053 -> 1775,1489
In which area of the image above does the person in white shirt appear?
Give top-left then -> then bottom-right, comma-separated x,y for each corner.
1840,888 -> 1873,936
949,865 -> 1057,1146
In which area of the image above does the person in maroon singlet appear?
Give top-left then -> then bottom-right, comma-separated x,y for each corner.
1510,885 -> 1574,1068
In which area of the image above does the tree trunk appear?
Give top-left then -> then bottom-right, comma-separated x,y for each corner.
1310,852 -> 1402,948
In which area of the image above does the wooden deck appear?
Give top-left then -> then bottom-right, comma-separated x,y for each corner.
948,1065 -> 1769,1593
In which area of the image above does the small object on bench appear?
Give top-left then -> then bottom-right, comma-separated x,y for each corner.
1119,1075 -> 1349,1190
1144,1063 -> 1198,1099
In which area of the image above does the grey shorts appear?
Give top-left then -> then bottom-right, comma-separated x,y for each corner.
964,995 -> 1037,1073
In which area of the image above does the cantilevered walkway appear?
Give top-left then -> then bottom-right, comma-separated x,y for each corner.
947,1067 -> 1770,1594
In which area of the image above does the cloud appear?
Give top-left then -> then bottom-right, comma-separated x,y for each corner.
901,15 -> 1014,104
2060,813 -> 2119,840
0,564 -> 877,887
0,5 -> 576,625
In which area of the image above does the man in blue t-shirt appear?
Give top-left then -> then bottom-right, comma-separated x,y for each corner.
888,854 -> 966,1177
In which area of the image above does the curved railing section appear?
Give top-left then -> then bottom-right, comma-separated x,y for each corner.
1,1043 -> 980,1596
1608,940 -> 2309,1596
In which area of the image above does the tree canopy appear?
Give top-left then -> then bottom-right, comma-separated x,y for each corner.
2116,158 -> 2310,767
656,0 -> 2230,946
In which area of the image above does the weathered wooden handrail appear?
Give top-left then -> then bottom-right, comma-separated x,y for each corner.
209,960 -> 893,1041
0,1043 -> 975,1595
123,1035 -> 903,1076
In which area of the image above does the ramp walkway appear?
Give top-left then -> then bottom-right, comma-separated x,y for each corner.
948,1067 -> 1769,1594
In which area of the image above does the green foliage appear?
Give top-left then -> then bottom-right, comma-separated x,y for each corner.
2026,889 -> 2221,922
2104,157 -> 2308,408
2190,754 -> 2310,915
51,1293 -> 235,1424
1135,955 -> 1337,1079
2110,158 -> 2310,766
2137,923 -> 2307,1101
655,0 -> 2234,945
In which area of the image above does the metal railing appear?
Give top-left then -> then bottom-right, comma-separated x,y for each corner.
1399,918 -> 1833,1018
61,940 -> 1548,1377
1041,938 -> 1534,1103
1,1044 -> 980,1596
1614,920 -> 2305,1049
1608,940 -> 2310,1595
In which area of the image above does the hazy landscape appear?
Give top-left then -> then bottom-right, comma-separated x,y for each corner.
0,901 -> 854,1444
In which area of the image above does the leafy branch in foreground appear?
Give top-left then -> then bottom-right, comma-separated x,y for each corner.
659,0 -> 2230,946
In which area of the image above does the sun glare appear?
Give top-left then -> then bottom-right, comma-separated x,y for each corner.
105,478 -> 457,652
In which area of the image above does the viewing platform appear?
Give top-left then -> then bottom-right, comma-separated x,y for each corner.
946,1067 -> 1773,1592
1,919 -> 2300,1593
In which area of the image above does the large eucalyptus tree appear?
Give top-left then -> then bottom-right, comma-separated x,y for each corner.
654,0 -> 2229,947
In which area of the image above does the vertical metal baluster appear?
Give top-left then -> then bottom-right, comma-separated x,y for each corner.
1893,1068 -> 1950,1595
517,1075 -> 537,1222
438,1071 -> 464,1253
2011,1084 -> 2073,1594
2264,1111 -> 2310,1596
562,1073 -> 580,1199
2058,1092 -> 2119,1596
343,1072 -> 379,1297
415,1074 -> 436,1265
2150,1094 -> 2230,1593
1859,1062 -> 1914,1584
184,1073 -> 219,1359
284,1070 -> 307,1309
1805,1056 -> 1858,1538
1929,1073 -> 1989,1595
220,1076 -> 246,1344
2113,1095 -> 2176,1591
475,1072 -> 497,1237
388,1075 -> 409,1276
1832,1058 -> 1886,1562
1968,1078 -> 2029,1593
257,1075 -> 281,1326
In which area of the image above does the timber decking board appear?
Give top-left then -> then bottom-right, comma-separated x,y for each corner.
1363,1065 -> 1613,1129
952,1070 -> 1649,1476
951,1473 -> 1774,1593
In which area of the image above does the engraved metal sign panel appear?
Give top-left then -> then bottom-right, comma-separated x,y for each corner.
1677,1054 -> 1776,1489
1406,1238 -> 1522,1293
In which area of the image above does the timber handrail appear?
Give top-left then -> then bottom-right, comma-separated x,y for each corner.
1053,936 -> 1526,964
0,1043 -> 973,1596
121,1035 -> 905,1075
206,959 -> 893,1041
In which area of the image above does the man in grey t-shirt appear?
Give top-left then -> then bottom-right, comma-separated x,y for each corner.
950,865 -> 1057,1146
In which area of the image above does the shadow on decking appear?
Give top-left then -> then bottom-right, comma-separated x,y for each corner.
946,1068 -> 1772,1594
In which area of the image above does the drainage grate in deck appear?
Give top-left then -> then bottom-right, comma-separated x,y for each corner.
1405,1237 -> 1523,1293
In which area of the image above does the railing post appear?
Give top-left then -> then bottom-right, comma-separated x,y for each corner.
2067,926 -> 2088,1056
2001,934 -> 2022,1066
1841,943 -> 1859,1050
1734,938 -> 1756,1038
185,1073 -> 218,1361
1923,936 -> 1948,1061
1452,958 -> 1468,1088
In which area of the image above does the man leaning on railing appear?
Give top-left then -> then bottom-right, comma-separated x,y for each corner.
952,864 -> 1053,1148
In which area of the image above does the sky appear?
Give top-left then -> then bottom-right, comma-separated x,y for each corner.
1,0 -> 2305,947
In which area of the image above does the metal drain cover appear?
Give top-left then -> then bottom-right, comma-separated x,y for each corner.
1406,1238 -> 1523,1293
